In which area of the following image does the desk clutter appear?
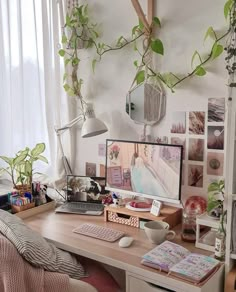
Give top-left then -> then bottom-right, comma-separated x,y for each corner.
0,182 -> 50,214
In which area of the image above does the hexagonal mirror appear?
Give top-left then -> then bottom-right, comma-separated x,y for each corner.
126,81 -> 166,125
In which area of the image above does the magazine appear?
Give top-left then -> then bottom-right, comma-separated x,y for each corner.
141,241 -> 220,284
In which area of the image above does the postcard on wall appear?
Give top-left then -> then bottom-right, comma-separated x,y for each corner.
188,164 -> 203,188
189,111 -> 205,135
100,164 -> 105,177
170,112 -> 186,134
188,138 -> 204,162
207,152 -> 224,176
171,137 -> 186,159
85,162 -> 97,177
98,144 -> 106,157
208,98 -> 225,122
207,126 -> 224,150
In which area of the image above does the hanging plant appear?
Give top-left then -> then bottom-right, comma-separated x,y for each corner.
59,1 -> 235,96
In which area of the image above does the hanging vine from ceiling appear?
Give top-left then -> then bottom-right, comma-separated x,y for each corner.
59,0 -> 235,95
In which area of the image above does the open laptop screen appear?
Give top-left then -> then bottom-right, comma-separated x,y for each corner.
67,175 -> 107,203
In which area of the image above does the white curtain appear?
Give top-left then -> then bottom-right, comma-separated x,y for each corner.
0,0 -> 73,185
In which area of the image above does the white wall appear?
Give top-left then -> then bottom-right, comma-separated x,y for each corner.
73,0 -> 228,203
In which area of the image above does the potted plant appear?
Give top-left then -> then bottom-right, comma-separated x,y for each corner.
207,179 -> 224,219
0,143 -> 48,194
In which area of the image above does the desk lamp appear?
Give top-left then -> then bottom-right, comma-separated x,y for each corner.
55,103 -> 108,175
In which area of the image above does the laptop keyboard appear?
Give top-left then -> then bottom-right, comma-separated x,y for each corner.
55,202 -> 104,215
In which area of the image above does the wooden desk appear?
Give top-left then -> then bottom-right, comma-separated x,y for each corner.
23,210 -> 224,292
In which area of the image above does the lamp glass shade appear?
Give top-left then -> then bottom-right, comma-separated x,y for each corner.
81,117 -> 108,138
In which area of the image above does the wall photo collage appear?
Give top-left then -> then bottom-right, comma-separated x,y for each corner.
170,97 -> 225,194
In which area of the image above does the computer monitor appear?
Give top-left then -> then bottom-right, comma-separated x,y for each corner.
105,139 -> 183,204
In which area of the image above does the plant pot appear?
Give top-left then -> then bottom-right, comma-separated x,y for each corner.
15,184 -> 32,195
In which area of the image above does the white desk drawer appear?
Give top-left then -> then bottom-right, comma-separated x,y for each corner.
127,275 -> 174,292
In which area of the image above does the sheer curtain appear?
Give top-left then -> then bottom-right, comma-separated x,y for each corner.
0,0 -> 72,184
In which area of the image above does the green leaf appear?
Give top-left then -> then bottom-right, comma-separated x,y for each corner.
13,153 -> 28,166
24,161 -> 32,176
63,73 -> 68,82
195,66 -> 206,76
208,182 -> 221,193
224,0 -> 233,19
0,156 -> 13,166
212,43 -> 224,60
64,59 -> 70,66
204,26 -> 216,42
191,50 -> 201,69
61,34 -> 67,44
135,70 -> 145,85
58,49 -> 65,57
63,84 -> 70,92
132,25 -> 139,36
72,57 -> 80,66
150,39 -> 164,55
37,155 -> 49,164
116,36 -> 124,47
153,17 -> 161,27
67,88 -> 75,96
139,20 -> 144,30
92,59 -> 97,73
133,60 -> 138,67
66,14 -> 71,26
31,143 -> 45,157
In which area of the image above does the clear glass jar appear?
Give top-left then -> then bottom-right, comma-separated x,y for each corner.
181,209 -> 198,242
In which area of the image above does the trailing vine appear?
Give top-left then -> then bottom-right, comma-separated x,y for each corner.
59,1 -> 236,97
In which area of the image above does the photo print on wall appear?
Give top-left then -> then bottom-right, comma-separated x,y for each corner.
189,111 -> 205,135
188,164 -> 203,188
188,138 -> 204,162
207,152 -> 224,176
171,112 -> 186,134
208,98 -> 225,122
86,162 -> 97,177
207,126 -> 224,150
170,137 -> 186,159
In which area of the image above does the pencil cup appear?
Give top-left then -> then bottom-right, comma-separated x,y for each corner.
144,221 -> 176,245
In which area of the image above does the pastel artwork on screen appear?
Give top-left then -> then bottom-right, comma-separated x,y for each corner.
106,140 -> 182,201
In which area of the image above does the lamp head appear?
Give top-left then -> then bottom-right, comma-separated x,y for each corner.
81,104 -> 108,138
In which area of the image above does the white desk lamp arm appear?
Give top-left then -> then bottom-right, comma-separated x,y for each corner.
55,115 -> 84,175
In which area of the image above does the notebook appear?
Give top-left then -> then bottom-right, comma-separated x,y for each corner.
141,241 -> 220,284
55,176 -> 107,216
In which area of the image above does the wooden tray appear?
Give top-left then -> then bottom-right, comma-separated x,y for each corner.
15,201 -> 56,219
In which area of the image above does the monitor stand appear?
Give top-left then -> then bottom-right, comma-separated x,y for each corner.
104,205 -> 182,229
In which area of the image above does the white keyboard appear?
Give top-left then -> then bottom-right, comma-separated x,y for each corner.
73,223 -> 125,242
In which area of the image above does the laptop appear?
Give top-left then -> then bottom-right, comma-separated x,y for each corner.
55,176 -> 108,216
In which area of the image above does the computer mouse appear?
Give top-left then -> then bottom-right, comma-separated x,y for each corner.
118,236 -> 134,248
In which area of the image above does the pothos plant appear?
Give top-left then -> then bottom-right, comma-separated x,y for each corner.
207,179 -> 225,218
59,1 -> 236,96
0,143 -> 48,188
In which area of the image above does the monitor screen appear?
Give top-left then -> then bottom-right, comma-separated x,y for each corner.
105,139 -> 183,204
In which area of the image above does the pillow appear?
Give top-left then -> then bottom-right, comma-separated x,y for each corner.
0,210 -> 86,280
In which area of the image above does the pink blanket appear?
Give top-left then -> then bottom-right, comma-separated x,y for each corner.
0,234 -> 70,292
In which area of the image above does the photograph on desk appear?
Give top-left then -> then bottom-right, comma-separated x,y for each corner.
67,175 -> 107,202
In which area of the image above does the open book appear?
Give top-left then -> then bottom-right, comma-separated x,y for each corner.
141,241 -> 220,284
